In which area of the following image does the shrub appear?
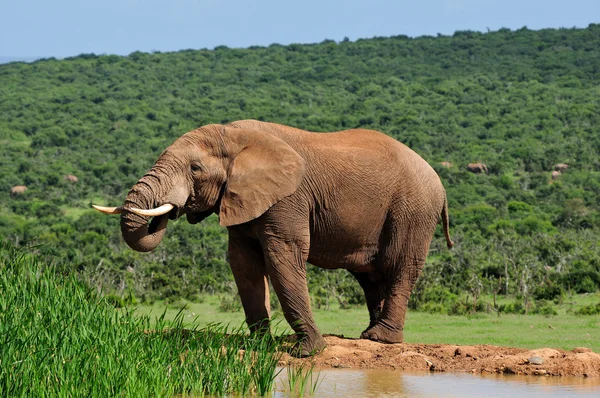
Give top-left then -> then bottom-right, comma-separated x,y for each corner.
574,302 -> 600,315
563,271 -> 600,294
576,276 -> 598,294
530,300 -> 558,316
219,294 -> 243,312
409,285 -> 458,311
497,300 -> 526,314
419,302 -> 449,314
508,201 -> 532,213
533,284 -> 564,301
448,299 -> 489,315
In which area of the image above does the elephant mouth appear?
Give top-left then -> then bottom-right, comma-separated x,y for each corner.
167,205 -> 181,220
185,210 -> 213,224
183,186 -> 223,225
136,208 -> 212,234
141,205 -> 178,234
146,213 -> 169,235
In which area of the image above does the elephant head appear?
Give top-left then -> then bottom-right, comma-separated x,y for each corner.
94,123 -> 305,252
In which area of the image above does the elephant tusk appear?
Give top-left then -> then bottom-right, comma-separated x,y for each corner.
128,204 -> 174,217
92,205 -> 123,215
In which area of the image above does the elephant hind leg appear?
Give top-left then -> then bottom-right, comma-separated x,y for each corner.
349,270 -> 385,331
360,256 -> 426,343
361,218 -> 435,344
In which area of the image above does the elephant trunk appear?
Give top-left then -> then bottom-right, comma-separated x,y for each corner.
120,176 -> 170,252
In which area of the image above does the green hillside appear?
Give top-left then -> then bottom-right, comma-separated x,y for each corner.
1,25 -> 599,311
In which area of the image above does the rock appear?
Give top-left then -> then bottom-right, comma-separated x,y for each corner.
454,346 -> 477,359
533,369 -> 547,376
529,356 -> 544,365
425,358 -> 435,370
332,363 -> 351,368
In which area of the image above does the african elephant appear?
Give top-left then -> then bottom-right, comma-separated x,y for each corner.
10,185 -> 27,196
554,163 -> 569,172
64,174 -> 79,183
94,120 -> 453,356
466,162 -> 488,174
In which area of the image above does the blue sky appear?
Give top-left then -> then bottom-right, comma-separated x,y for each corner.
1,0 -> 598,60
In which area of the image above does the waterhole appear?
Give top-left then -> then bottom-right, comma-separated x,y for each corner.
274,368 -> 600,397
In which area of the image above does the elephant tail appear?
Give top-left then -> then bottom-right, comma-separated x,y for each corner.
441,196 -> 454,249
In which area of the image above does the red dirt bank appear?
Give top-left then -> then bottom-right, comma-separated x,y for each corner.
279,335 -> 600,378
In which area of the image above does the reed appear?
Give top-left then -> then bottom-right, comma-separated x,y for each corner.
284,361 -> 323,397
0,240 -> 281,397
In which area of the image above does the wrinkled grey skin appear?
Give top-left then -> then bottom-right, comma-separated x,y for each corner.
116,120 -> 453,357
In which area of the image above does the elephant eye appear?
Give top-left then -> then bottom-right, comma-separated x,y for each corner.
190,162 -> 203,173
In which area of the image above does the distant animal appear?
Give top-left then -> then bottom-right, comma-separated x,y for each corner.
466,163 -> 488,174
551,170 -> 561,180
440,161 -> 453,168
10,185 -> 27,196
93,120 -> 453,357
64,174 -> 78,183
554,163 -> 569,172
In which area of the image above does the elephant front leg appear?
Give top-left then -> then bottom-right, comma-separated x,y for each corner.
228,235 -> 271,335
263,239 -> 326,357
349,270 -> 385,331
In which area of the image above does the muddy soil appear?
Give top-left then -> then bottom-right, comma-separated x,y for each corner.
278,335 -> 600,378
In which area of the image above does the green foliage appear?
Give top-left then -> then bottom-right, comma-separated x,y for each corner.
498,300 -> 527,315
533,283 -> 564,301
219,293 -> 243,313
410,285 -> 458,312
285,362 -> 323,396
1,25 -> 600,306
0,240 -> 281,396
530,300 -> 558,316
574,302 -> 600,315
447,299 -> 489,316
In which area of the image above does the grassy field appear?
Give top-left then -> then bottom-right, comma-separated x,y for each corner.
135,294 -> 600,353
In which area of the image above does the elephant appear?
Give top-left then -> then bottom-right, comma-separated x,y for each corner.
64,174 -> 79,183
466,162 -> 488,174
554,163 -> 569,172
94,120 -> 453,356
551,170 -> 561,180
10,185 -> 27,196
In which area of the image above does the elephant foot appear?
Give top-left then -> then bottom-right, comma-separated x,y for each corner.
290,332 -> 327,358
361,324 -> 404,344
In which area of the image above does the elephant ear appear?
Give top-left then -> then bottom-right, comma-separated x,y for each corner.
219,130 -> 306,227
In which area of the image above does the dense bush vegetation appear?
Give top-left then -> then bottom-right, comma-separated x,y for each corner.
1,25 -> 599,310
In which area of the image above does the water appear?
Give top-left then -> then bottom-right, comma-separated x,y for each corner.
274,368 -> 600,397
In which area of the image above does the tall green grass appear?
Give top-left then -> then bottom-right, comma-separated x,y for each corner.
0,241 -> 280,396
284,362 -> 323,397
